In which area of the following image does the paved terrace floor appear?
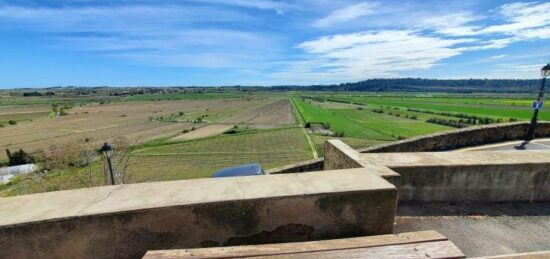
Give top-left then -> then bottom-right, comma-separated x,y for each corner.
458,138 -> 550,151
395,202 -> 550,257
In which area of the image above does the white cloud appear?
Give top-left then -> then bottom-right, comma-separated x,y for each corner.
489,54 -> 507,59
0,4 -> 276,68
0,5 -> 250,32
481,2 -> 550,35
190,0 -> 296,13
313,2 -> 379,28
420,12 -> 482,36
274,1 -> 550,83
274,30 -> 476,83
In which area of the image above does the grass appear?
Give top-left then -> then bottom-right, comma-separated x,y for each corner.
122,92 -> 243,101
118,127 -> 313,182
322,94 -> 550,121
292,96 -> 452,140
0,111 -> 50,125
310,135 -> 389,155
0,127 -> 312,196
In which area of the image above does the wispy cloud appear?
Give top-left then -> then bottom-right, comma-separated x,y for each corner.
274,1 -> 550,82
313,2 -> 379,28
273,30 -> 476,83
190,0 -> 296,13
0,3 -> 278,68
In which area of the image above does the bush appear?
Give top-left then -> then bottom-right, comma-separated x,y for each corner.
6,149 -> 35,166
8,120 -> 16,125
305,122 -> 311,128
410,115 -> 418,120
334,131 -> 345,137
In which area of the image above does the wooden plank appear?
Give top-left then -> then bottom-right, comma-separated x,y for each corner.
255,241 -> 465,259
472,251 -> 550,259
144,231 -> 447,259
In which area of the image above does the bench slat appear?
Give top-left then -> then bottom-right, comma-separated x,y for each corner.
144,231 -> 448,259
255,241 -> 465,259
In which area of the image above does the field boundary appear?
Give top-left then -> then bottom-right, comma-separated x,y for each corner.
289,96 -> 317,158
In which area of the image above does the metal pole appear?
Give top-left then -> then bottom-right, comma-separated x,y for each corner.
525,77 -> 546,141
107,157 -> 115,185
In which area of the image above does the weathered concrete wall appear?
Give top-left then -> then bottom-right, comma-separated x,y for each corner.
393,164 -> 550,202
323,140 -> 401,188
359,150 -> 550,202
324,139 -> 364,170
266,158 -> 323,174
358,122 -> 550,153
0,170 -> 397,259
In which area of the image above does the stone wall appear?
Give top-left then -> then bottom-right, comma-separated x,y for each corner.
266,158 -> 323,174
359,121 -> 550,153
0,170 -> 397,259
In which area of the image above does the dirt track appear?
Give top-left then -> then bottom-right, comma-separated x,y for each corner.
171,124 -> 233,141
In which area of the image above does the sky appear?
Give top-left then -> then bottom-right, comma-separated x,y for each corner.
1,0 -> 550,88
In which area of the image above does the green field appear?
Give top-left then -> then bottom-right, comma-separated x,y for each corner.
127,127 -> 313,181
316,94 -> 548,121
1,127 -> 314,196
292,96 -> 452,140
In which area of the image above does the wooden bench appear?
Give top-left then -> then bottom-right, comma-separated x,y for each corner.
143,230 -> 465,259
472,251 -> 550,259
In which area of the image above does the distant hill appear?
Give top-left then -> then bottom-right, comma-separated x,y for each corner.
2,78 -> 543,94
273,78 -> 542,93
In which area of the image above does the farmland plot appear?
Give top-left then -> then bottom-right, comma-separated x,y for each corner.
0,98 -> 263,159
292,97 -> 451,140
126,127 -> 312,182
223,99 -> 295,128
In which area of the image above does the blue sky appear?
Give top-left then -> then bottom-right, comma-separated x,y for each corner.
1,0 -> 550,88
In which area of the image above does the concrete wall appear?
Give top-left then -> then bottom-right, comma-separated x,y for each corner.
324,140 -> 364,170
393,163 -> 550,202
326,139 -> 550,202
0,170 -> 397,259
359,122 -> 550,153
323,140 -> 401,188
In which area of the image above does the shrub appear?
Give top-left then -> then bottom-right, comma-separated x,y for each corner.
6,149 -> 35,166
8,120 -> 17,125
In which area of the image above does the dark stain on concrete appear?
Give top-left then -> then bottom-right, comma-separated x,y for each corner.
316,192 -> 395,235
193,201 -> 263,235
224,223 -> 314,246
